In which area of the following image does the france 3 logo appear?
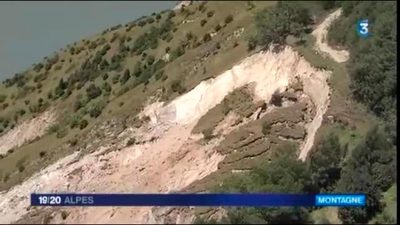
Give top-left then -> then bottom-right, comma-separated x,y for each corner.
357,19 -> 369,38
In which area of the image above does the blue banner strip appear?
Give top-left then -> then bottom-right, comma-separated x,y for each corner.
30,193 -> 366,207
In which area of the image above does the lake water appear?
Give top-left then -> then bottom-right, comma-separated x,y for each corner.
0,1 -> 176,80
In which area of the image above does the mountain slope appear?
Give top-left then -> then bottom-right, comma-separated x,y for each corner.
0,1 -> 396,224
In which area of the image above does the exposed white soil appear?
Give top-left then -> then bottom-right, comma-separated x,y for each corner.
0,46 -> 330,224
312,8 -> 350,63
0,110 -> 56,155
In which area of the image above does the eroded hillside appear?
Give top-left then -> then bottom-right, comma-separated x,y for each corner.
0,1 -> 395,225
0,6 -> 335,223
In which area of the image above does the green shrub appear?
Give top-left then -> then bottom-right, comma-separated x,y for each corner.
262,122 -> 271,135
170,46 -> 185,61
69,138 -> 78,147
18,164 -> 25,173
68,115 -> 82,129
214,24 -> 222,32
126,137 -> 136,146
202,128 -> 214,141
79,119 -> 89,129
61,211 -> 69,220
254,2 -> 311,47
200,19 -> 207,27
56,126 -> 68,139
203,33 -> 211,43
167,11 -> 176,19
138,20 -> 146,27
270,91 -> 282,106
102,82 -> 112,93
225,14 -> 233,24
89,104 -> 103,118
120,69 -> 131,85
39,151 -> 46,158
155,70 -> 165,81
86,84 -> 102,100
147,55 -> 155,65
146,17 -> 155,24
33,63 -> 44,72
198,2 -> 207,12
247,36 -> 257,51
112,74 -> 120,84
2,173 -> 10,182
170,80 -> 186,94
186,32 -> 194,41
18,109 -> 26,116
133,62 -> 142,77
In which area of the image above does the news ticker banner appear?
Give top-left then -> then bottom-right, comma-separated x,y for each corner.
31,193 -> 366,207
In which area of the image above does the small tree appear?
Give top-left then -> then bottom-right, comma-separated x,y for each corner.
207,10 -> 215,18
200,19 -> 207,27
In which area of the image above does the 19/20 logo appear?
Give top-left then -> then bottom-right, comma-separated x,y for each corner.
357,19 -> 369,38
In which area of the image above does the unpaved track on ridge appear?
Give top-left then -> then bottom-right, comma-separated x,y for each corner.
312,8 -> 350,63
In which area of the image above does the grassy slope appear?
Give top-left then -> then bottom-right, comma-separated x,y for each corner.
0,1 -> 274,191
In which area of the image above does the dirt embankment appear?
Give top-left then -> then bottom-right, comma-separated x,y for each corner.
0,110 -> 56,155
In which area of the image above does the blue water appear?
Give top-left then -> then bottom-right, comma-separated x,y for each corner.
0,1 -> 176,80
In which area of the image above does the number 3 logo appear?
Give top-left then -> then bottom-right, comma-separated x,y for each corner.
357,19 -> 369,38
